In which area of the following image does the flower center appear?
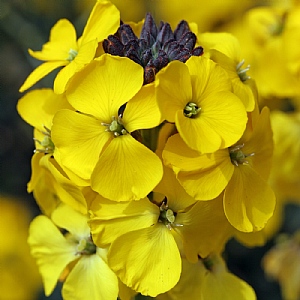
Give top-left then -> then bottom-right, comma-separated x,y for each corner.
76,236 -> 97,255
202,256 -> 214,271
102,115 -> 129,137
236,59 -> 251,82
67,48 -> 78,61
229,144 -> 255,166
183,102 -> 201,118
159,200 -> 176,228
33,125 -> 55,154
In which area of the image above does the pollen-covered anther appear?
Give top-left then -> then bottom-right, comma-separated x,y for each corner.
183,102 -> 201,118
236,59 -> 251,82
229,143 -> 255,166
33,125 -> 55,154
67,48 -> 78,61
101,115 -> 129,137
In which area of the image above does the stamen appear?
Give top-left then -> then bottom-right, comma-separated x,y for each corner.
184,102 -> 201,118
229,143 -> 255,166
67,48 -> 78,61
101,115 -> 129,137
158,199 -> 182,230
236,59 -> 251,82
76,236 -> 97,255
33,125 -> 54,154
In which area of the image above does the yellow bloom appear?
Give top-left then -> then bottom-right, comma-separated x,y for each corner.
0,196 -> 41,300
163,107 -> 276,232
19,0 -> 120,94
157,254 -> 256,300
89,167 -> 232,296
269,111 -> 300,201
28,204 -> 118,300
263,231 -> 300,300
156,56 -> 247,154
52,54 -> 163,201
245,6 -> 300,98
17,89 -> 88,214
199,32 -> 256,111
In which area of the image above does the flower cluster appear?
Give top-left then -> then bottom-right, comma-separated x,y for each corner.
18,1 -> 277,299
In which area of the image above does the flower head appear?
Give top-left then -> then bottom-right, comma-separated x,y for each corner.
103,13 -> 203,84
28,204 -> 118,300
156,55 -> 248,154
51,54 -> 163,201
19,1 -> 120,94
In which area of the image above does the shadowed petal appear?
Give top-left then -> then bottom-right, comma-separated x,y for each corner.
91,135 -> 163,201
108,224 -> 181,297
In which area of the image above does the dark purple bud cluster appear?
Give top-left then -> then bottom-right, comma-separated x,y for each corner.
103,13 -> 203,84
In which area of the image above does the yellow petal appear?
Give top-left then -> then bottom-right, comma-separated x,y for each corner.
62,253 -> 118,300
123,83 -> 162,132
89,197 -> 159,247
80,1 -> 120,45
28,215 -> 78,296
198,32 -> 241,62
243,107 -> 273,181
154,166 -> 196,212
163,134 -> 234,200
54,40 -> 98,94
19,61 -> 67,93
186,56 -> 232,99
51,109 -> 110,180
17,88 -> 71,131
66,55 -> 143,120
108,224 -> 181,297
176,196 -> 232,261
176,109 -> 220,153
156,60 -> 192,122
209,49 -> 255,112
201,266 -> 256,300
29,19 -> 77,61
224,165 -> 276,232
91,135 -> 163,201
176,90 -> 247,153
51,204 -> 89,238
27,152 -> 44,193
40,155 -> 88,214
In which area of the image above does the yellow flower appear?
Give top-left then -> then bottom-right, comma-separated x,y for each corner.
19,0 -> 120,94
269,111 -> 300,201
156,56 -> 247,154
51,54 -> 163,201
245,6 -> 300,98
157,254 -> 256,300
17,89 -> 88,214
263,231 -> 300,300
0,196 -> 41,300
89,167 -> 232,296
163,107 -> 276,232
28,204 -> 118,300
199,32 -> 256,111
